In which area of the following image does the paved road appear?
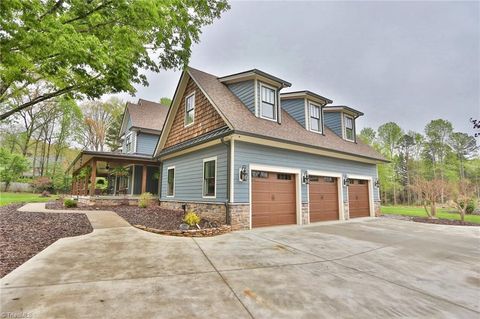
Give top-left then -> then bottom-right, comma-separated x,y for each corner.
1,206 -> 479,318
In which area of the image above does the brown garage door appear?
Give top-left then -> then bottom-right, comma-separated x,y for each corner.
252,170 -> 296,228
348,179 -> 370,218
309,176 -> 339,222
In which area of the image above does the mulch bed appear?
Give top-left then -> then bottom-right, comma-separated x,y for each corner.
0,204 -> 93,278
381,214 -> 479,227
46,201 -> 228,234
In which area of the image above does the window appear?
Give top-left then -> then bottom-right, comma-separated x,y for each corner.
309,175 -> 319,182
185,93 -> 195,127
252,170 -> 269,178
344,115 -> 354,141
309,103 -> 322,132
125,133 -> 132,153
324,177 -> 335,183
203,158 -> 216,197
167,167 -> 175,197
260,84 -> 277,120
277,173 -> 292,180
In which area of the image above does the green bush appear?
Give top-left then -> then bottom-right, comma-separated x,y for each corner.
138,192 -> 154,208
460,200 -> 476,214
64,198 -> 77,208
183,211 -> 200,227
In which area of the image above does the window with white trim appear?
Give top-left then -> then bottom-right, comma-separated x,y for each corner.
203,158 -> 216,197
185,93 -> 195,126
344,115 -> 354,141
167,167 -> 175,197
309,103 -> 322,133
125,133 -> 132,153
260,84 -> 277,120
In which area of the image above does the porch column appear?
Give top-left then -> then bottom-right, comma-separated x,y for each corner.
84,177 -> 88,195
141,165 -> 147,194
89,160 -> 97,196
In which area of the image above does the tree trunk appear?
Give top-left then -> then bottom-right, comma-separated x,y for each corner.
32,140 -> 39,178
431,201 -> 437,218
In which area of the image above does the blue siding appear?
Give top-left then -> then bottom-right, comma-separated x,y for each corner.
233,141 -> 379,203
160,144 -> 228,202
282,98 -> 305,127
136,133 -> 159,155
324,112 -> 343,137
227,81 -> 255,114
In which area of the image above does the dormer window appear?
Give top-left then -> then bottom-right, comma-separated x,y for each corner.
309,102 -> 322,133
125,132 -> 133,153
185,92 -> 195,127
344,114 -> 355,142
260,84 -> 277,121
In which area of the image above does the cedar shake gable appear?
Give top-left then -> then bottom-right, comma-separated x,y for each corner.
164,77 -> 228,149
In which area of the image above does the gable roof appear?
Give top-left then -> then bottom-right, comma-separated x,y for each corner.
218,69 -> 292,88
324,105 -> 364,117
126,99 -> 169,132
187,67 -> 386,162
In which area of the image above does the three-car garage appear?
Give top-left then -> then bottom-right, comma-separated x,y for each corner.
249,166 -> 373,228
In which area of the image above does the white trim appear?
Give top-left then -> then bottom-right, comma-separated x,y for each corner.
307,170 -> 345,221
254,79 -> 259,117
130,164 -> 135,195
304,98 -> 309,130
202,156 -> 217,199
166,166 -> 175,197
307,101 -> 323,134
259,82 -> 278,122
346,174 -> 375,217
249,164 -> 302,229
184,92 -> 195,128
343,113 -> 355,142
133,131 -> 137,153
230,139 -> 235,203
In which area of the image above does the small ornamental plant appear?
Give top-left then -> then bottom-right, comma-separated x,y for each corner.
138,192 -> 154,208
64,198 -> 77,208
183,211 -> 201,227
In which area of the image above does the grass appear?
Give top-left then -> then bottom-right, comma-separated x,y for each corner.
381,206 -> 480,224
0,192 -> 58,206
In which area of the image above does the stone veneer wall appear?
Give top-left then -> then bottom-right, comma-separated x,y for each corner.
301,203 -> 309,225
374,201 -> 381,217
77,197 -> 139,206
160,201 -> 227,225
228,203 -> 250,230
343,201 -> 350,220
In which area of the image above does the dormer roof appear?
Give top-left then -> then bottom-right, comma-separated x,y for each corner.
281,90 -> 333,106
218,69 -> 292,88
324,105 -> 364,117
125,99 -> 169,132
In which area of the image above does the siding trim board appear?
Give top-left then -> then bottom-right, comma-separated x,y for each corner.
248,163 -> 302,229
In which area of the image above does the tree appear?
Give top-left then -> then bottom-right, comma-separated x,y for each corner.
160,97 -> 172,107
451,180 -> 476,222
0,148 -> 29,191
105,99 -> 125,152
377,122 -> 403,204
397,134 -> 415,204
358,127 -> 376,146
411,178 -> 448,218
0,0 -> 230,120
448,132 -> 478,179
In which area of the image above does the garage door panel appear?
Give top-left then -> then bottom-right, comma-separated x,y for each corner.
309,176 -> 340,222
252,171 -> 296,228
349,180 -> 370,218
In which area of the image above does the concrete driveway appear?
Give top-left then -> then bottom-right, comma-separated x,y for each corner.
1,217 -> 479,318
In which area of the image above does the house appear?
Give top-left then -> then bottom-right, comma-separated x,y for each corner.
68,99 -> 168,202
154,68 -> 386,229
68,67 -> 386,229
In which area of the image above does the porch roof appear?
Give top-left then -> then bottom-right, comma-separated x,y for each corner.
68,150 -> 157,175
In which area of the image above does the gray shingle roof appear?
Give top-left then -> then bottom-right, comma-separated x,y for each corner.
188,67 -> 386,162
127,99 -> 169,131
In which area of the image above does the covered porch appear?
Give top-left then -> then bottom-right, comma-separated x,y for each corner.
68,151 -> 160,198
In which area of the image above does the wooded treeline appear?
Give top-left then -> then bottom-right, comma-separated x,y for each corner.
359,119 -> 479,206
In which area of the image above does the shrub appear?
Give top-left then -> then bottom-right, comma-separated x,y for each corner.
460,200 -> 476,214
138,192 -> 154,208
40,190 -> 51,197
64,198 -> 77,208
183,211 -> 200,227
32,176 -> 53,193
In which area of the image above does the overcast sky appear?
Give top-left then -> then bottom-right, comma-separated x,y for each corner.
112,0 -> 479,135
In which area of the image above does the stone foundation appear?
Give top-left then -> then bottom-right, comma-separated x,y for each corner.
77,197 -> 139,206
302,203 -> 309,225
160,201 -> 227,226
343,201 -> 350,220
374,201 -> 381,217
228,203 -> 250,230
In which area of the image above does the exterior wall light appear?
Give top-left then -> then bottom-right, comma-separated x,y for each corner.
239,165 -> 248,182
302,171 -> 310,184
374,178 -> 380,188
343,176 -> 350,187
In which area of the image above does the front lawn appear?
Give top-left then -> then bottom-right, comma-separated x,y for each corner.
0,192 -> 58,206
381,206 -> 480,224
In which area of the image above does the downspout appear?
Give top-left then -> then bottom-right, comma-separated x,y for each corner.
220,137 -> 231,225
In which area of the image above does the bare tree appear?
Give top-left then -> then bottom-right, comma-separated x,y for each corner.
451,180 -> 476,222
411,178 -> 448,218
